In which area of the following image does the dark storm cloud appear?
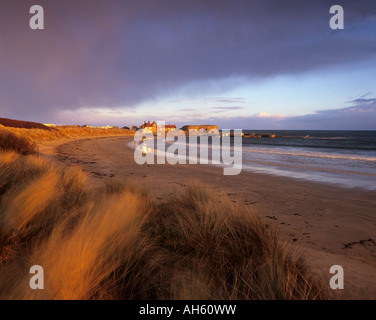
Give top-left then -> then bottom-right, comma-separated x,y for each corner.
348,97 -> 376,104
1,0 -> 376,121
284,103 -> 376,129
206,100 -> 376,130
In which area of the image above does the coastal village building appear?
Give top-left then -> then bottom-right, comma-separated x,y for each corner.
163,124 -> 176,134
139,121 -> 176,135
181,125 -> 219,135
140,121 -> 157,133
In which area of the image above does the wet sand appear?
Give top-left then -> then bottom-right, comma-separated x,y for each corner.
39,135 -> 376,299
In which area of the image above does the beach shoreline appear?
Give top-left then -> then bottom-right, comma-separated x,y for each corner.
39,135 -> 376,299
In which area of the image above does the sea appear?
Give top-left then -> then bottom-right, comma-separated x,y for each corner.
239,130 -> 376,191
129,130 -> 376,191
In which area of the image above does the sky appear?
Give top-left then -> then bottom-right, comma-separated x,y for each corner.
0,0 -> 375,129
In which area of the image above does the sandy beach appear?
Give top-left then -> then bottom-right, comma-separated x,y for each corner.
39,135 -> 376,299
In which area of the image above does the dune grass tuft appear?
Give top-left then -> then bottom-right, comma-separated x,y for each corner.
0,127 -> 37,155
0,151 -> 329,300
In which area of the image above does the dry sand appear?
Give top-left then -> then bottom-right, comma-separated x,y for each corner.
39,135 -> 376,299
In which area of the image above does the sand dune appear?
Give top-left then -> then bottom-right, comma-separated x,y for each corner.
39,136 -> 376,299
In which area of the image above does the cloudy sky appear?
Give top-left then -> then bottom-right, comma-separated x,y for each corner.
0,0 -> 375,129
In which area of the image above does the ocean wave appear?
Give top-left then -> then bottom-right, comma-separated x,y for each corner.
128,140 -> 376,162
242,147 -> 376,162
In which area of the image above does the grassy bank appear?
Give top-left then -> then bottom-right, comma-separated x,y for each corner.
0,124 -> 134,146
0,150 -> 329,299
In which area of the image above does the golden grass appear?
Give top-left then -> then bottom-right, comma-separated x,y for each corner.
0,151 -> 330,300
0,124 -> 134,144
145,186 -> 327,300
0,127 -> 37,154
